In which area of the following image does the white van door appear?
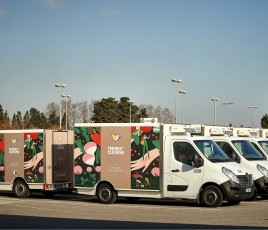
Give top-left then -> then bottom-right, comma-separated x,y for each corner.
164,140 -> 204,199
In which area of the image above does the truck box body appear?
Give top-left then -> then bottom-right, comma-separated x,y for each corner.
0,129 -> 74,197
74,123 -> 254,207
74,123 -> 161,197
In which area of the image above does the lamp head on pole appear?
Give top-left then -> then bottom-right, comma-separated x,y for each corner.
61,94 -> 71,98
55,83 -> 67,88
171,78 -> 182,83
211,98 -> 219,102
222,102 -> 234,105
178,90 -> 187,94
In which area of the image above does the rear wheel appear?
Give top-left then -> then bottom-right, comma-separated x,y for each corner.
200,185 -> 223,208
13,180 -> 30,198
96,184 -> 117,204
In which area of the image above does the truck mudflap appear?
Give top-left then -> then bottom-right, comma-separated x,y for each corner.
220,180 -> 254,201
254,176 -> 268,196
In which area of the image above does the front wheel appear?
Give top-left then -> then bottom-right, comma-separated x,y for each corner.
96,184 -> 117,204
13,180 -> 30,198
200,185 -> 223,208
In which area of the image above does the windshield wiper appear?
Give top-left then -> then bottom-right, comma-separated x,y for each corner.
210,159 -> 229,162
246,157 -> 265,161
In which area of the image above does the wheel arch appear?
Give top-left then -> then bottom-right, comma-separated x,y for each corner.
198,182 -> 225,204
95,180 -> 117,196
12,177 -> 28,191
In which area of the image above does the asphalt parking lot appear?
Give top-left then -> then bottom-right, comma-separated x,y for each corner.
0,192 -> 267,229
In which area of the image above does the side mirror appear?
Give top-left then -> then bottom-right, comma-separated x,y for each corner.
192,154 -> 204,168
232,153 -> 241,163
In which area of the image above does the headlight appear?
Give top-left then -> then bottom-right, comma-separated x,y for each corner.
257,164 -> 268,177
222,167 -> 239,184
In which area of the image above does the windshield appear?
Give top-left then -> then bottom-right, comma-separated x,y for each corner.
194,140 -> 232,163
258,140 -> 268,154
232,140 -> 266,161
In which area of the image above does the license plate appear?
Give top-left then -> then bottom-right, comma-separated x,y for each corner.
246,188 -> 252,193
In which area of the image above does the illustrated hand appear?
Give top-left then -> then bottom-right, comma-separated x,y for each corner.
131,148 -> 160,173
24,152 -> 43,170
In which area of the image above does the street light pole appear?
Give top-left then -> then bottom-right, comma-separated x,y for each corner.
222,101 -> 234,125
178,90 -> 187,123
171,78 -> 182,123
211,98 -> 219,125
61,94 -> 72,129
247,105 -> 258,128
55,83 -> 67,130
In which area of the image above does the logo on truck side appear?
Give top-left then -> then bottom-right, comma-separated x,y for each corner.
111,134 -> 120,143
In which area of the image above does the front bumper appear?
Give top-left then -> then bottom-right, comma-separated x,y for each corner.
220,180 -> 254,201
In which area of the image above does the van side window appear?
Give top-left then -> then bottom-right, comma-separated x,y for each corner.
173,142 -> 198,166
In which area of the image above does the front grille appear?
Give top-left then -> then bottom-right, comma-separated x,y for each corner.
237,175 -> 252,188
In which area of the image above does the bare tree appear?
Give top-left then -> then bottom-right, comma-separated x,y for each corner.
139,104 -> 175,123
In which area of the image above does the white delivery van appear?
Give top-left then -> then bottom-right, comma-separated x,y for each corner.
0,129 -> 74,198
202,125 -> 268,200
73,123 -> 254,207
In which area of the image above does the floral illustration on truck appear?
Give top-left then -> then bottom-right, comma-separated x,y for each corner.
23,133 -> 44,183
130,126 -> 160,190
74,127 -> 101,187
0,134 -> 4,182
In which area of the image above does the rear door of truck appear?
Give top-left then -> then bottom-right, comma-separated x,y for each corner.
52,131 -> 71,182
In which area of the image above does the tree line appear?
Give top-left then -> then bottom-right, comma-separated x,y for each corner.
0,97 -> 175,130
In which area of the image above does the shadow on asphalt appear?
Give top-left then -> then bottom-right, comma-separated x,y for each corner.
0,214 -> 266,229
0,192 -> 267,229
0,190 -> 265,208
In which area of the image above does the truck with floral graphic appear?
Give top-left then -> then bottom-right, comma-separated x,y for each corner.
0,129 -> 73,198
73,123 -> 254,207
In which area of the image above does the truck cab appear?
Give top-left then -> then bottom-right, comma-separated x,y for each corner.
162,125 -> 254,207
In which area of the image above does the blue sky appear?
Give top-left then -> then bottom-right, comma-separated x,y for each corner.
0,0 -> 267,127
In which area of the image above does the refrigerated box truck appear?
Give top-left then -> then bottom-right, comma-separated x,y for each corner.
0,129 -> 74,198
73,123 -> 254,207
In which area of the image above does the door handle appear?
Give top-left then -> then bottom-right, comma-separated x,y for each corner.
171,169 -> 180,172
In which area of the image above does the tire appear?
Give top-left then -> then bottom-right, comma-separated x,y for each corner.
200,185 -> 223,208
13,180 -> 30,198
96,184 -> 117,204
